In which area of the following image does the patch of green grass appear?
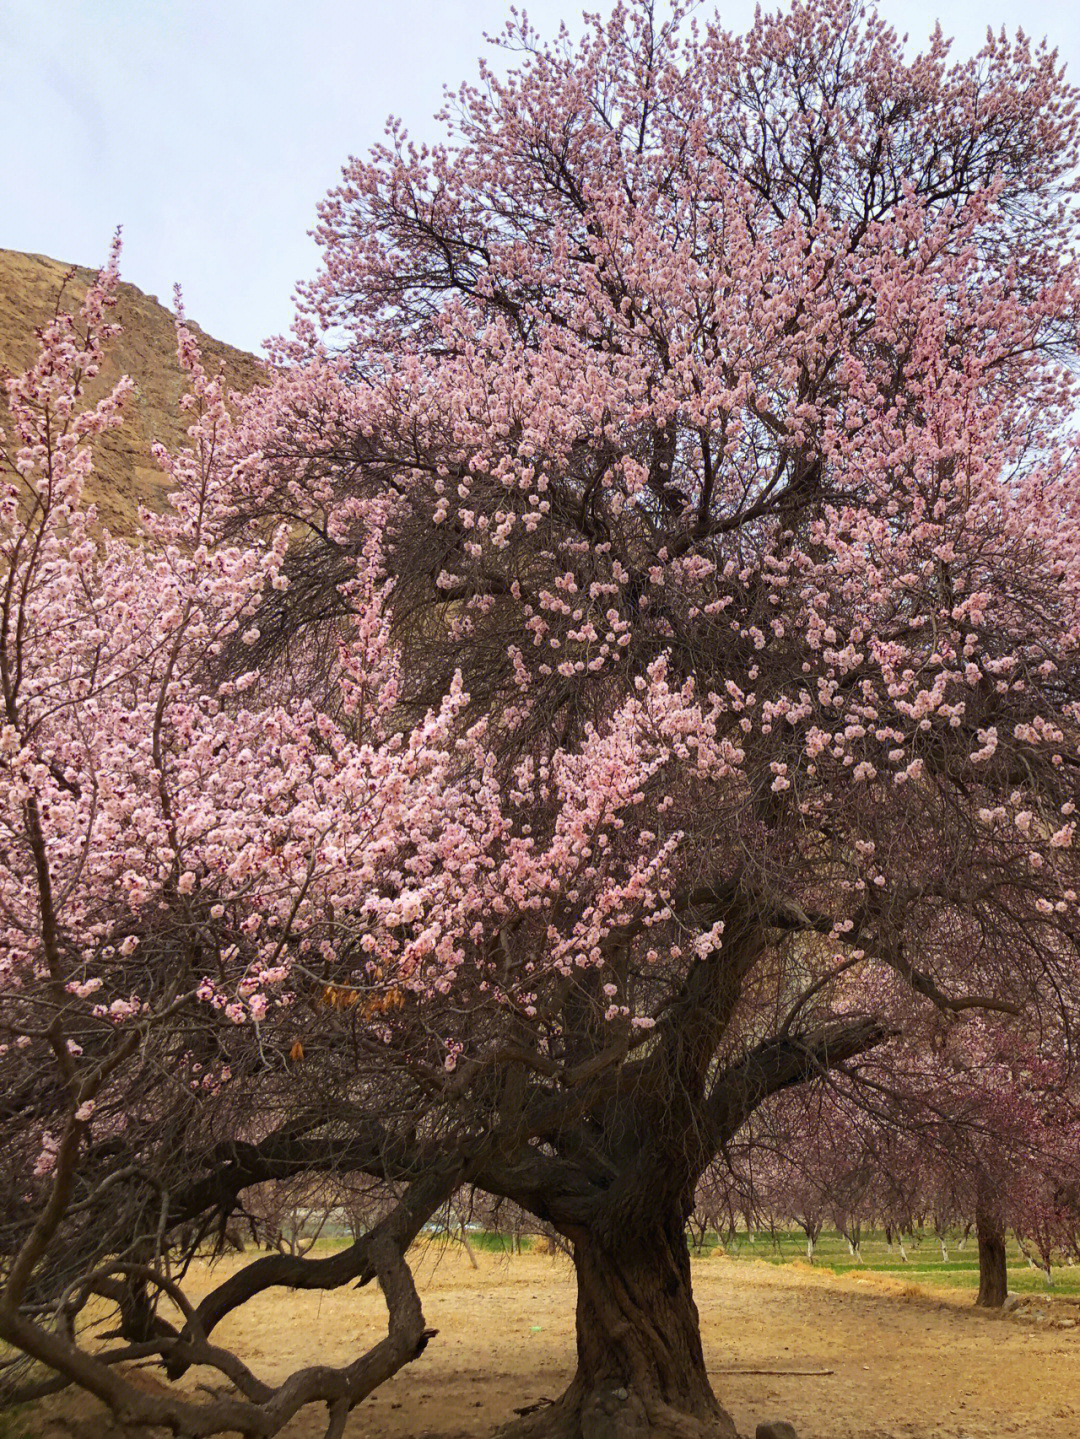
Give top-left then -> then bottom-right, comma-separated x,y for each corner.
713,1227 -> 1080,1295
465,1231 -> 536,1254
206,1226 -> 1080,1297
296,1235 -> 352,1254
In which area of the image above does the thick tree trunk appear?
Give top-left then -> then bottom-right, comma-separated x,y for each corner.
497,1218 -> 737,1439
974,1203 -> 1008,1309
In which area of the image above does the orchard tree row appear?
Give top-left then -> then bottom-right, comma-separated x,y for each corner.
696,1045 -> 1080,1307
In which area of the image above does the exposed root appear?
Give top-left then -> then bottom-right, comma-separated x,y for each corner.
492,1382 -> 741,1439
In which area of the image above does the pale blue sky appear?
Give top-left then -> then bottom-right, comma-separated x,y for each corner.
3,0 -> 1077,353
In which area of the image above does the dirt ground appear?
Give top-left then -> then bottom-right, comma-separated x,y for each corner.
30,1245 -> 1080,1439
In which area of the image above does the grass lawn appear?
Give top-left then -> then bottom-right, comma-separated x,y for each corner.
710,1225 -> 1080,1296
230,1224 -> 1080,1296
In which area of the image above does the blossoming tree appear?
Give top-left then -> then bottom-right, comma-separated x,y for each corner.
3,1 -> 1080,1437
703,1021 -> 1080,1305
0,252 -> 472,1436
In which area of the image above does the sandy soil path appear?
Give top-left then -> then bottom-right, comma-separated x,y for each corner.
32,1247 -> 1080,1438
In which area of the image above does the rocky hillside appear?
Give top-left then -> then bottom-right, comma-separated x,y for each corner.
0,248 -> 263,534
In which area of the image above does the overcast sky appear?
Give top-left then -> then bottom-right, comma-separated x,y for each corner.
3,0 -> 1077,354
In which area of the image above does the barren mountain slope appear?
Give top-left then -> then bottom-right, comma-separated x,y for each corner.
0,248 -> 263,533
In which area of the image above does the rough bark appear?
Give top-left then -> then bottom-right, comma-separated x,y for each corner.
974,1202 -> 1008,1309
487,1007 -> 891,1437
496,1215 -> 737,1439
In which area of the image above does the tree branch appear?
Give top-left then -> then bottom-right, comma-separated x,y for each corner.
708,1017 -> 893,1145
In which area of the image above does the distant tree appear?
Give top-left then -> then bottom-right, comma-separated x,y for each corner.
3,2 -> 1080,1437
715,1023 -> 1080,1307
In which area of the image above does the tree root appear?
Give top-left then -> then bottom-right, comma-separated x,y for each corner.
492,1383 -> 741,1439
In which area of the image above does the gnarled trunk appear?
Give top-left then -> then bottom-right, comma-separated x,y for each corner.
498,1214 -> 737,1439
975,1202 -> 1008,1309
